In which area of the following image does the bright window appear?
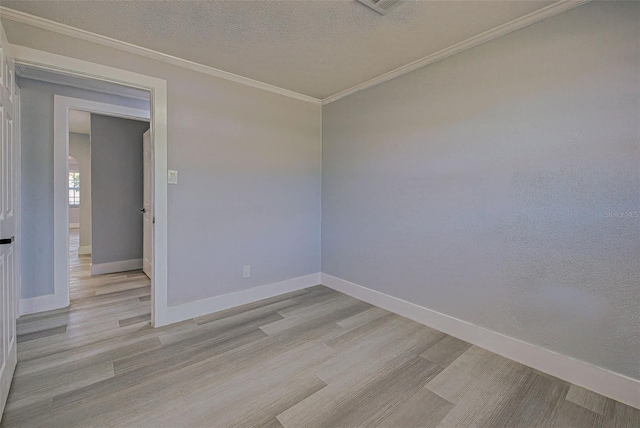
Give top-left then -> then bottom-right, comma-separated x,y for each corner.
69,171 -> 80,206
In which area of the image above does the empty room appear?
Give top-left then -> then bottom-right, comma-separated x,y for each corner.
0,0 -> 638,427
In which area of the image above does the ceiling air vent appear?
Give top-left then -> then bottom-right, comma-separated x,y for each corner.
357,0 -> 404,15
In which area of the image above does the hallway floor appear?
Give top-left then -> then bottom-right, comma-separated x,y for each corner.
2,231 -> 638,427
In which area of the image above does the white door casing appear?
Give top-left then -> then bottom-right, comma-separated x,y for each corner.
142,129 -> 153,278
0,20 -> 18,421
9,45 -> 168,327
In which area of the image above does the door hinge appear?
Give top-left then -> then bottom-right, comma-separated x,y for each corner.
153,217 -> 156,224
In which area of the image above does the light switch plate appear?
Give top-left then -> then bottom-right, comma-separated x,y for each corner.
168,170 -> 178,184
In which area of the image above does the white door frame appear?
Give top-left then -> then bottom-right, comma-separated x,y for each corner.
142,129 -> 153,279
12,45 -> 169,327
54,96 -> 149,302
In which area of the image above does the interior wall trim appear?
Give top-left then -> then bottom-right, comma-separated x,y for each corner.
321,0 -> 591,104
165,273 -> 321,325
321,273 -> 640,410
0,6 -> 321,105
19,293 -> 66,316
90,258 -> 143,276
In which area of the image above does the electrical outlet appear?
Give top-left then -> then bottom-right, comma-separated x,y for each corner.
243,265 -> 251,278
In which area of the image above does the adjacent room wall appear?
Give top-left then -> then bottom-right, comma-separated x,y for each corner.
17,77 -> 149,299
90,114 -> 149,266
8,23 -> 322,305
69,132 -> 92,252
322,1 -> 640,380
68,208 -> 79,226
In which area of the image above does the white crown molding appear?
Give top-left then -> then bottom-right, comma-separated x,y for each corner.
0,6 -> 322,105
16,65 -> 150,101
321,273 -> 640,410
321,0 -> 591,105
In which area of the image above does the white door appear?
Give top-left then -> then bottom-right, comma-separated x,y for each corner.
142,129 -> 153,278
0,20 -> 18,420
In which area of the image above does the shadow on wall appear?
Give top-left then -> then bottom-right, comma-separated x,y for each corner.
90,113 -> 150,269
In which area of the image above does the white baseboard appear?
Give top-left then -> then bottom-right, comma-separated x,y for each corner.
78,245 -> 92,255
321,273 -> 640,410
19,293 -> 68,316
165,273 -> 321,325
69,223 -> 80,229
90,258 -> 143,276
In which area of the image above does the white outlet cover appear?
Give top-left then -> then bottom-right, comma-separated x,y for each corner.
168,170 -> 178,184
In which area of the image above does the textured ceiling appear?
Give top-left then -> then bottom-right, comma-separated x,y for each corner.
2,0 -> 555,99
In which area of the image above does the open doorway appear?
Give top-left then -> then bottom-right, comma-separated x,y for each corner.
67,153 -> 85,289
13,51 -> 168,326
76,111 -> 150,277
63,105 -> 152,324
65,104 -> 152,289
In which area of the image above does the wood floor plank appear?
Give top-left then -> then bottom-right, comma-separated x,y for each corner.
17,325 -> 68,343
377,387 -> 454,428
336,306 -> 390,329
565,384 -> 608,415
1,398 -> 53,427
51,328 -> 268,413
15,334 -> 163,377
157,305 -> 285,347
601,399 -> 640,428
169,343 -> 334,427
420,335 -> 472,367
16,315 -> 68,336
278,355 -> 442,428
193,290 -> 309,326
431,349 -> 532,427
178,374 -> 327,428
118,313 -> 151,327
316,314 -> 444,385
114,313 -> 280,376
261,294 -> 371,335
553,400 -> 603,428
49,375 -> 188,428
276,290 -> 351,318
481,369 -> 570,427
426,345 -> 497,404
180,341 -> 334,401
7,361 -> 114,410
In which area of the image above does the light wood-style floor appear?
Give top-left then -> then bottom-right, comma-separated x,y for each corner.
2,229 -> 638,427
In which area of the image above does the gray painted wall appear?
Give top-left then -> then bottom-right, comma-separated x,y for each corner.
10,23 -> 322,305
322,1 -> 640,380
90,114 -> 149,265
18,77 -> 149,298
69,208 -> 80,225
69,132 -> 92,248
